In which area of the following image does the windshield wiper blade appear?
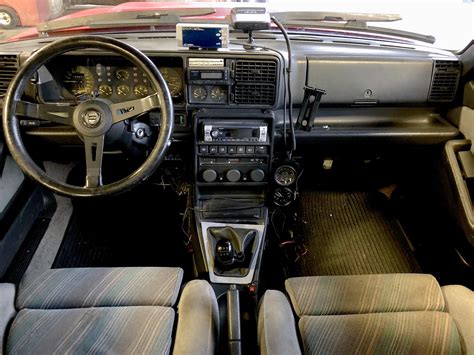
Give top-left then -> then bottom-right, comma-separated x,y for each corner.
37,8 -> 216,34
272,11 -> 401,24
271,11 -> 435,44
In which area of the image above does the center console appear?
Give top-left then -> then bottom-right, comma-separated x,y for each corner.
193,109 -> 273,285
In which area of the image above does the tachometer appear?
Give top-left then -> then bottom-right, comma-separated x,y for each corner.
64,66 -> 95,96
159,67 -> 182,98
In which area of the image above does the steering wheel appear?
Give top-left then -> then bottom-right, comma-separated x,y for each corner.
2,36 -> 174,198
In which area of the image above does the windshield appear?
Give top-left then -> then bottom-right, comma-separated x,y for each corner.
0,0 -> 471,50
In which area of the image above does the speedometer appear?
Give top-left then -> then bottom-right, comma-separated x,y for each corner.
64,66 -> 95,96
159,67 -> 182,98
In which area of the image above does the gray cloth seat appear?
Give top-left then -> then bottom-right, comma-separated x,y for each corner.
258,273 -> 474,355
1,267 -> 219,355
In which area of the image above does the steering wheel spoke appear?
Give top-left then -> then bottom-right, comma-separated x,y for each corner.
110,93 -> 160,123
84,134 -> 105,188
16,100 -> 75,126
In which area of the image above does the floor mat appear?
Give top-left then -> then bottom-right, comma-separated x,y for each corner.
296,191 -> 420,276
53,186 -> 190,271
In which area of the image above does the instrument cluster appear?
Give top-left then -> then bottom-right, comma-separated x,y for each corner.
58,62 -> 183,102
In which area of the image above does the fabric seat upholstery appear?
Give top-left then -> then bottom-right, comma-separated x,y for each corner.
3,267 -> 219,355
259,273 -> 473,355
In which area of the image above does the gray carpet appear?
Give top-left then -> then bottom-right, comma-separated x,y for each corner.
296,191 -> 420,276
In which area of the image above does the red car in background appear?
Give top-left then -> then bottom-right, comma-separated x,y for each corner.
0,0 -> 63,28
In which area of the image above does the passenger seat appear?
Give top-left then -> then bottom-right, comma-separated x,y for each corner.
258,274 -> 473,354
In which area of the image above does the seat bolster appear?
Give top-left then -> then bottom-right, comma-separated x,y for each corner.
7,306 -> 174,354
0,284 -> 16,354
442,285 -> 474,354
173,280 -> 219,355
299,311 -> 462,354
286,274 -> 445,317
258,290 -> 302,355
16,267 -> 183,309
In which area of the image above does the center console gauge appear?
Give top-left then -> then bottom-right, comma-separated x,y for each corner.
274,165 -> 297,186
273,187 -> 294,206
210,86 -> 227,102
192,86 -> 208,101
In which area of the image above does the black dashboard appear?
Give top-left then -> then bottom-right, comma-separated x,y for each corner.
0,32 -> 463,149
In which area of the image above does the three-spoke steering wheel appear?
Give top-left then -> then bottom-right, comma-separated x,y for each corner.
2,36 -> 174,198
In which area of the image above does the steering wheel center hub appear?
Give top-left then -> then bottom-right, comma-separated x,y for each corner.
73,99 -> 113,137
81,109 -> 102,128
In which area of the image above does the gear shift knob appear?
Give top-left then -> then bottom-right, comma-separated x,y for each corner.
216,239 -> 234,265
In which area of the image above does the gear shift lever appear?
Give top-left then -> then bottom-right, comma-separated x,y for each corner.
210,227 -> 257,270
216,239 -> 234,265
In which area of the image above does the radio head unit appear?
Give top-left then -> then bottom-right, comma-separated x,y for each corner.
203,121 -> 268,143
188,68 -> 230,85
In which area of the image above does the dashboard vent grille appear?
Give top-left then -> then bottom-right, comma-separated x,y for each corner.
233,59 -> 278,105
234,83 -> 276,105
234,60 -> 277,82
429,60 -> 461,102
0,54 -> 18,96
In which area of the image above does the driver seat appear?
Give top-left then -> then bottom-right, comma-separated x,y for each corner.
0,267 -> 218,354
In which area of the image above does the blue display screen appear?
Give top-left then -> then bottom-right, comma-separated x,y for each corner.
182,27 -> 223,49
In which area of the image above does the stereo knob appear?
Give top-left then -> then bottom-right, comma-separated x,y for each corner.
250,169 -> 265,182
226,169 -> 241,182
210,129 -> 219,138
202,169 -> 218,182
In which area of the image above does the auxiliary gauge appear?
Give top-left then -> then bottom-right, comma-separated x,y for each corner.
192,86 -> 208,101
274,165 -> 297,186
210,86 -> 227,102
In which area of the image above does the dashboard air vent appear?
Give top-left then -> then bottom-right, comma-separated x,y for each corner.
234,60 -> 277,82
429,60 -> 461,102
234,83 -> 276,105
0,54 -> 18,96
233,59 -> 278,105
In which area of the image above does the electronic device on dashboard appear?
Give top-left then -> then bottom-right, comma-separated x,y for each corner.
203,122 -> 268,143
230,7 -> 271,32
176,24 -> 229,49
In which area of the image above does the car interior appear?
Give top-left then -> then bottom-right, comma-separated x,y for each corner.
0,5 -> 473,354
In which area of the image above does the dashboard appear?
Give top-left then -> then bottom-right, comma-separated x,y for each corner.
0,33 -> 463,149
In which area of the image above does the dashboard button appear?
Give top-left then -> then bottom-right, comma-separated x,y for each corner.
246,146 -> 255,154
255,146 -> 267,154
228,146 -> 236,154
237,146 -> 245,154
218,146 -> 227,154
199,146 -> 208,154
209,146 -> 218,154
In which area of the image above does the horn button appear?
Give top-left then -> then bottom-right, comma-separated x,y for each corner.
73,99 -> 113,136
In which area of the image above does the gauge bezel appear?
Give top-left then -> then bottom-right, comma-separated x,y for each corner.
274,165 -> 298,186
273,187 -> 294,207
